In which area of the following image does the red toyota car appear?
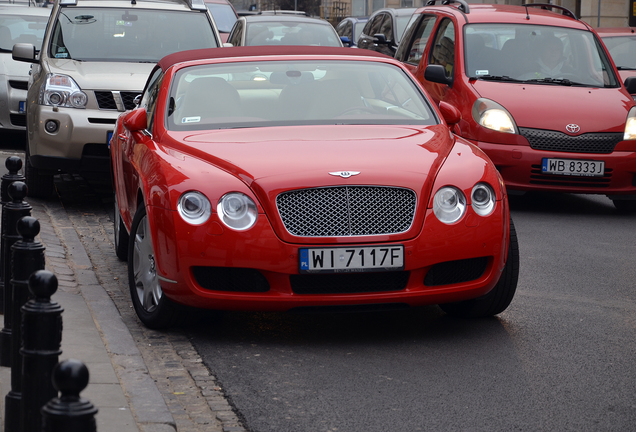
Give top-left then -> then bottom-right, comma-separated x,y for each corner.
110,46 -> 518,328
395,1 -> 636,211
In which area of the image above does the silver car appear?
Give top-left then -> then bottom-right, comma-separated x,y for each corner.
12,0 -> 222,198
0,5 -> 50,132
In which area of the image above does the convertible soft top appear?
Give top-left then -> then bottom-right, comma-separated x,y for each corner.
157,45 -> 393,71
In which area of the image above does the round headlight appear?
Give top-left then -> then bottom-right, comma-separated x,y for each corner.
69,91 -> 88,108
47,91 -> 64,106
433,186 -> 466,224
471,183 -> 496,216
217,192 -> 258,231
178,191 -> 211,225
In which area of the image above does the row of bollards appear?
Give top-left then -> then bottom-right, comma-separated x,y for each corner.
0,156 -> 97,431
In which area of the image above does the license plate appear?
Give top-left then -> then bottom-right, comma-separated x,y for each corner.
299,245 -> 404,273
19,101 -> 25,113
542,158 -> 605,177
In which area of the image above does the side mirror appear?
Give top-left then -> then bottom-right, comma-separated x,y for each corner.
424,64 -> 452,86
123,108 -> 148,132
12,43 -> 38,64
340,36 -> 352,47
438,101 -> 461,127
373,33 -> 389,45
223,42 -> 234,47
624,77 -> 636,95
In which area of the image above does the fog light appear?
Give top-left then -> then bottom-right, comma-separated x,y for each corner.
44,120 -> 58,133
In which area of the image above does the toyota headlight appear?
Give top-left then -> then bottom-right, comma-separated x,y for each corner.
39,74 -> 88,109
624,106 -> 636,140
433,187 -> 466,224
217,192 -> 258,231
471,183 -> 496,216
472,98 -> 517,134
178,191 -> 211,225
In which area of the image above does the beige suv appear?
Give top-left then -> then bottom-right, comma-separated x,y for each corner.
13,0 -> 222,198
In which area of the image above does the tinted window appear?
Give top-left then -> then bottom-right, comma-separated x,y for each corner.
429,18 -> 455,78
0,13 -> 48,51
49,8 -> 218,62
206,3 -> 238,33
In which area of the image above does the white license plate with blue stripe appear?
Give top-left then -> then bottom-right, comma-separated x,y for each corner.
299,245 -> 404,273
542,158 -> 604,176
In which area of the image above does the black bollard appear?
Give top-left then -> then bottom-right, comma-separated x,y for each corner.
0,156 -> 25,314
21,270 -> 63,432
0,181 -> 32,367
41,359 -> 98,432
4,216 -> 46,432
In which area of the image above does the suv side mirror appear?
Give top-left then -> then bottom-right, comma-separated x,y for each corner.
373,33 -> 390,45
624,77 -> 636,95
12,43 -> 38,64
424,64 -> 452,86
340,36 -> 352,47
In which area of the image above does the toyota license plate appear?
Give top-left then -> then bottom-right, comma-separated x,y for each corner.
299,245 -> 404,273
542,158 -> 605,177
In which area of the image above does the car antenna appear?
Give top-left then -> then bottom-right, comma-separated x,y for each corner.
524,4 -> 530,19
131,0 -> 136,4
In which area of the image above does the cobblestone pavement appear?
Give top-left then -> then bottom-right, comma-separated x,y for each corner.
35,174 -> 248,432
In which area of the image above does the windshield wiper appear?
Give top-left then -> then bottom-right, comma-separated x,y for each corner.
523,77 -> 586,86
617,66 -> 636,71
473,75 -> 523,82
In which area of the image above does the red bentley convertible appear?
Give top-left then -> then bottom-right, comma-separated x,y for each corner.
110,46 -> 519,329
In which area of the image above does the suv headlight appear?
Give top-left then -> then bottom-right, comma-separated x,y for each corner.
472,98 -> 517,134
433,186 -> 466,224
624,106 -> 636,140
39,74 -> 88,109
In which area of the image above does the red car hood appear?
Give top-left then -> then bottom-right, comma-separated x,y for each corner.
471,81 -> 634,134
177,124 -> 451,195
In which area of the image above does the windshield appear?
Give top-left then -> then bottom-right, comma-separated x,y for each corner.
168,60 -> 436,131
49,8 -> 217,62
206,3 -> 237,33
245,21 -> 341,46
0,13 -> 48,52
464,24 -> 619,87
601,35 -> 636,70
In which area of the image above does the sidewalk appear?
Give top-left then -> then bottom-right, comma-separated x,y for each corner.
0,153 -> 246,432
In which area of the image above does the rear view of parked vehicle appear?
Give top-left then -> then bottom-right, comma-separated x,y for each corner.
395,1 -> 636,211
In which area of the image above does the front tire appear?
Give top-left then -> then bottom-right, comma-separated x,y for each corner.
128,204 -> 180,329
439,218 -> 520,318
24,144 -> 54,199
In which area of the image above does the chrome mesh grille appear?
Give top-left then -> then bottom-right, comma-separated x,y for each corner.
519,128 -> 622,154
276,186 -> 416,237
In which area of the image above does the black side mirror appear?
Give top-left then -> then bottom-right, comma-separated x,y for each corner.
373,33 -> 389,45
624,77 -> 636,95
424,64 -> 452,86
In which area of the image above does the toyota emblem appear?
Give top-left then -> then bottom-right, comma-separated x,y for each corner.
329,171 -> 360,178
566,124 -> 580,133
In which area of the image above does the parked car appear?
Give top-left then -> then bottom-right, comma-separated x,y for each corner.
110,45 -> 519,329
335,16 -> 368,47
395,1 -> 636,211
204,0 -> 238,43
357,7 -> 416,56
0,5 -> 50,132
226,14 -> 342,46
597,27 -> 636,97
12,0 -> 222,198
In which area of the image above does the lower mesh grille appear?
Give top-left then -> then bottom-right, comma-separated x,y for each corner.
424,257 -> 489,286
192,267 -> 270,292
10,114 -> 25,127
95,91 -> 141,111
290,271 -> 410,294
519,128 -> 622,154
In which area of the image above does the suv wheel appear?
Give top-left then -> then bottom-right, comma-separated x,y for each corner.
25,144 -> 54,199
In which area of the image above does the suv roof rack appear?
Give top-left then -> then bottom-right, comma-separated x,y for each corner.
59,0 -> 206,10
424,0 -> 469,14
522,3 -> 577,20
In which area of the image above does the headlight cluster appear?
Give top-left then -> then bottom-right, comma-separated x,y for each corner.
624,106 -> 636,140
39,74 -> 87,109
472,98 -> 517,134
177,191 -> 258,231
433,183 -> 496,224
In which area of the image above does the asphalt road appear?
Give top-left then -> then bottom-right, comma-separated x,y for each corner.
187,192 -> 636,432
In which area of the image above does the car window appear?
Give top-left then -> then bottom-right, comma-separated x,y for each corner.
167,60 -> 437,130
368,13 -> 384,36
464,23 -> 619,87
206,3 -> 238,33
602,35 -> 636,69
401,15 -> 436,65
227,20 -> 243,46
378,14 -> 392,39
49,8 -> 218,62
336,20 -> 352,38
429,18 -> 455,78
141,69 -> 164,131
245,21 -> 341,46
0,14 -> 48,51
354,21 -> 366,41
395,14 -> 414,44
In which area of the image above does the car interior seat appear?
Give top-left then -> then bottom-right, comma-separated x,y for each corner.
179,77 -> 243,124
